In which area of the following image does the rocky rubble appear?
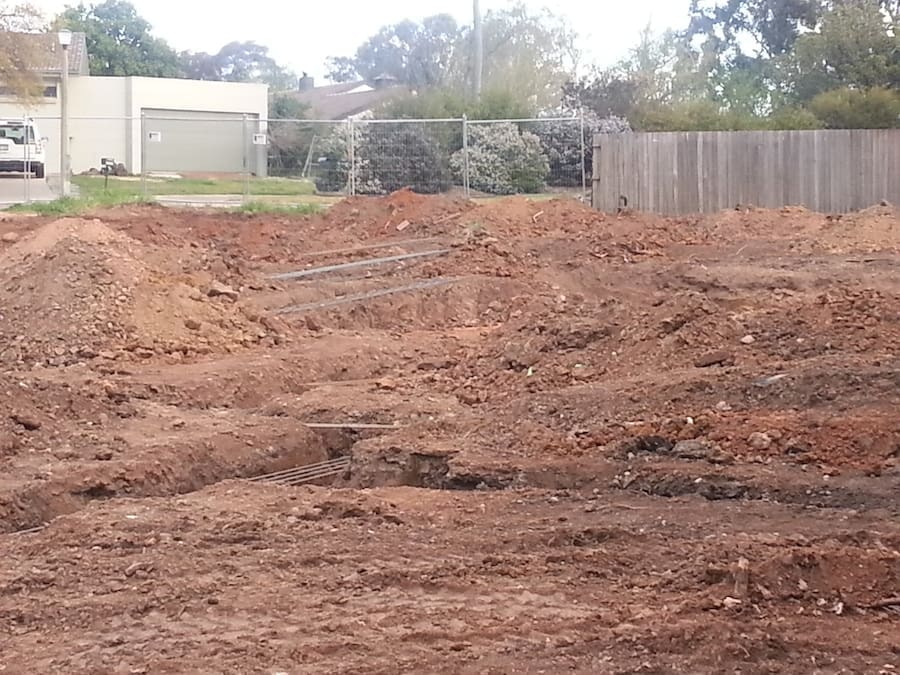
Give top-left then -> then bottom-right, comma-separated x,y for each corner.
0,218 -> 280,367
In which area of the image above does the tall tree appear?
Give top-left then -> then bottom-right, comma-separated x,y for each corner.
781,1 -> 900,101
0,2 -> 47,100
58,0 -> 181,77
180,41 -> 295,89
473,4 -> 581,108
326,5 -> 580,109
326,14 -> 461,88
686,0 -> 823,58
563,28 -> 704,120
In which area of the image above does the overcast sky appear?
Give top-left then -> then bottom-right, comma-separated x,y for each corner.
34,0 -> 692,81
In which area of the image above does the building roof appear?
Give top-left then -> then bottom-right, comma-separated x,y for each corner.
292,80 -> 406,120
5,32 -> 90,76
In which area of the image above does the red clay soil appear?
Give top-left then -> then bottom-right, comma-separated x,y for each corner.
0,192 -> 897,673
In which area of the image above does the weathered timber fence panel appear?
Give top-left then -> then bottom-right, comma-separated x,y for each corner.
592,129 -> 900,214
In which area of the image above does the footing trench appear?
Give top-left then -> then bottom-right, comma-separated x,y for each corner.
248,456 -> 351,487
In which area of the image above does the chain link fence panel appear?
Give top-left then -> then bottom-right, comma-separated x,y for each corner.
0,112 -> 601,208
345,117 -> 591,200
349,119 -> 463,196
264,119 -> 350,198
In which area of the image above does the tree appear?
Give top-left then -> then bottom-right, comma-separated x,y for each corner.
269,94 -> 307,120
780,2 -> 900,102
809,87 -> 900,128
0,2 -> 47,101
563,28 -> 706,124
326,5 -> 580,109
326,14 -> 462,88
382,88 -> 535,120
686,0 -> 822,59
180,41 -> 296,89
57,0 -> 181,77
468,4 -> 581,109
563,72 -> 640,119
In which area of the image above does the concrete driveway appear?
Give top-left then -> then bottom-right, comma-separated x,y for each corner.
0,173 -> 58,208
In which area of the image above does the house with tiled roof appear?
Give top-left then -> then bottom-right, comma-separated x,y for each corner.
0,32 -> 89,99
290,74 -> 406,120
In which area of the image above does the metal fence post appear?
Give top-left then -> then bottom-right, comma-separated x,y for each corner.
462,115 -> 470,198
242,114 -> 250,204
580,108 -> 588,203
348,118 -> 356,196
23,115 -> 30,204
140,112 -> 147,198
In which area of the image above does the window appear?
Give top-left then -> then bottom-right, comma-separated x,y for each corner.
0,124 -> 36,144
0,85 -> 58,98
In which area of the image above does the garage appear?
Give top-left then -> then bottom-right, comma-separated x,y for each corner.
0,34 -> 269,176
142,108 -> 262,175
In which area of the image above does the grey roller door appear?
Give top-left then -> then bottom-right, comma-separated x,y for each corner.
143,109 -> 259,174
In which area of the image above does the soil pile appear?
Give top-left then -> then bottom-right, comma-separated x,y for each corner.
0,372 -> 120,459
0,218 -> 281,366
325,188 -> 473,238
693,203 -> 900,252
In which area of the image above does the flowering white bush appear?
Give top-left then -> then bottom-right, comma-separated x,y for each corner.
531,113 -> 631,187
315,122 -> 451,194
451,123 -> 550,195
313,123 -> 382,194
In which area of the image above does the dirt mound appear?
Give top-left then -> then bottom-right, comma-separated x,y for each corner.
818,204 -> 900,253
0,218 -> 281,367
466,197 -> 602,235
324,188 -> 474,238
692,204 -> 900,252
97,204 -> 316,262
0,372 -> 121,460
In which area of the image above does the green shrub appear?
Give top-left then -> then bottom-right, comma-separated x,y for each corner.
381,88 -> 535,121
767,106 -> 824,130
451,123 -> 549,195
363,122 -> 452,194
313,124 -> 378,194
531,113 -> 630,187
313,121 -> 451,194
809,87 -> 900,129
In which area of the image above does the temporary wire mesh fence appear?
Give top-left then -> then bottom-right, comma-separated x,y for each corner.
256,115 -> 592,201
0,113 -> 595,207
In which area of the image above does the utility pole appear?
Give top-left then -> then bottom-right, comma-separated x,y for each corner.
58,29 -> 72,196
473,0 -> 483,99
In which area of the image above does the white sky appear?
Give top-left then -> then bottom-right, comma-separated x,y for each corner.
34,0 -> 692,81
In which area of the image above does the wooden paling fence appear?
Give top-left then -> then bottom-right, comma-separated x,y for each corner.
592,129 -> 900,214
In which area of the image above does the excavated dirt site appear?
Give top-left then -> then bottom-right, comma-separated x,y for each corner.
0,191 -> 898,673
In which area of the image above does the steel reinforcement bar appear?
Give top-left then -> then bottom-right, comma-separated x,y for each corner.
248,456 -> 351,486
273,276 -> 459,315
269,249 -> 450,281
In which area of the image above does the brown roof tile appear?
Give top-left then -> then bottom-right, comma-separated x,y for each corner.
291,81 -> 406,120
3,32 -> 89,75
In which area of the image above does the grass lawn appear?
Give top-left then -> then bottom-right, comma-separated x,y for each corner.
9,175 -> 580,217
234,201 -> 323,215
73,175 -> 317,197
8,176 -> 327,216
7,194 -> 154,216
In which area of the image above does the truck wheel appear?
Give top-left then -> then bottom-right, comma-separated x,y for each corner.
34,163 -> 45,179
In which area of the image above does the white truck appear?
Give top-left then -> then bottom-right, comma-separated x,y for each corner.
0,118 -> 46,179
